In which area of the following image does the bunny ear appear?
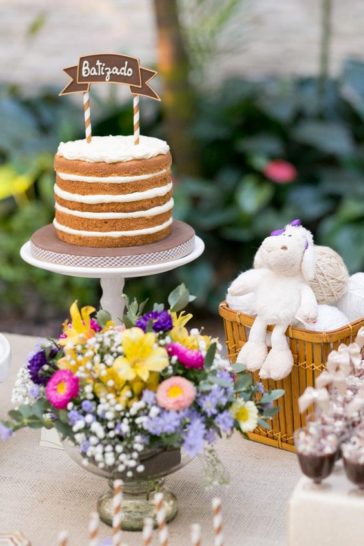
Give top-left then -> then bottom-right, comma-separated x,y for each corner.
254,246 -> 265,268
301,244 -> 316,281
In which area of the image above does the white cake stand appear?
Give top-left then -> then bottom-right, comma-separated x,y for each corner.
20,221 -> 205,321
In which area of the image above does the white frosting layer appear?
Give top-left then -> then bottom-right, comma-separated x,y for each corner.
57,168 -> 169,183
53,217 -> 173,238
55,199 -> 174,219
57,135 -> 170,163
54,182 -> 173,204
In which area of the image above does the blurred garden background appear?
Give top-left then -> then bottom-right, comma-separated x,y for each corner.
2,0 -> 364,334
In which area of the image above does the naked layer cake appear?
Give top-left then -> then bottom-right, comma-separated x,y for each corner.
53,135 -> 173,247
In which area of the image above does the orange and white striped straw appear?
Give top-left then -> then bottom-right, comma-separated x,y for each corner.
191,523 -> 202,546
133,95 -> 140,145
212,498 -> 224,546
112,480 -> 123,546
57,531 -> 69,546
83,91 -> 92,143
154,492 -> 169,546
143,517 -> 154,546
88,512 -> 99,546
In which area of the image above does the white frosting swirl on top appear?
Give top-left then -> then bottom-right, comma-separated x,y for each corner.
57,135 -> 170,163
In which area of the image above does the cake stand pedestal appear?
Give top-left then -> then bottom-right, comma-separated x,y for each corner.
19,220 -> 204,448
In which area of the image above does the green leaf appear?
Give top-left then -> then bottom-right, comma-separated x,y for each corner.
168,284 -> 192,312
236,176 -> 274,215
96,309 -> 112,328
232,361 -> 247,373
341,59 -> 364,119
8,410 -> 23,423
234,372 -> 253,391
54,421 -> 72,438
27,421 -> 43,429
258,418 -> 271,430
31,399 -> 49,419
58,410 -> 69,424
261,407 -> 279,418
293,121 -> 354,156
260,389 -> 285,403
204,342 -> 217,369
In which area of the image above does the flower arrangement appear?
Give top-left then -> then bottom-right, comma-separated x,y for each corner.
1,285 -> 283,481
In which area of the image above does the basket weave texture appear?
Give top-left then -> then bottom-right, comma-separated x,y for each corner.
219,302 -> 364,452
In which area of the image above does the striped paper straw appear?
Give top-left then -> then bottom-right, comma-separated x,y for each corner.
57,531 -> 69,546
112,480 -> 123,546
88,511 -> 99,546
133,95 -> 140,145
191,523 -> 202,546
212,498 -> 224,546
143,517 -> 154,546
83,91 -> 92,143
154,492 -> 169,546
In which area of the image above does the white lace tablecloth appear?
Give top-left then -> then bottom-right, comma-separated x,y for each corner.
0,334 -> 300,546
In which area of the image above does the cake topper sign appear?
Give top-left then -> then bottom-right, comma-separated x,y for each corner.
60,54 -> 160,145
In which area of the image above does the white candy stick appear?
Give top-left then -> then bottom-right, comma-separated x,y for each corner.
154,492 -> 169,546
191,523 -> 202,546
112,479 -> 123,546
88,511 -> 99,546
57,531 -> 69,546
212,497 -> 224,546
143,517 -> 154,546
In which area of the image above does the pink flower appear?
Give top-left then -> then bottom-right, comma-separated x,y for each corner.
167,342 -> 204,369
156,377 -> 196,411
264,160 -> 297,184
45,370 -> 80,409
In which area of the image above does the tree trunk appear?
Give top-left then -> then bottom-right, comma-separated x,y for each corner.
153,0 -> 200,176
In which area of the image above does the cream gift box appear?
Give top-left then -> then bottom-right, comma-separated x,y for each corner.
289,464 -> 364,546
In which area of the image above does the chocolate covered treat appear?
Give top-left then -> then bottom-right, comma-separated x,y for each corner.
295,425 -> 338,484
342,432 -> 364,489
53,135 -> 173,247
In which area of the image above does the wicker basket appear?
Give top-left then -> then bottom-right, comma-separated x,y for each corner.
219,302 -> 364,452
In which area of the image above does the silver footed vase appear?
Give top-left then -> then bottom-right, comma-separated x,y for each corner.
63,440 -> 192,531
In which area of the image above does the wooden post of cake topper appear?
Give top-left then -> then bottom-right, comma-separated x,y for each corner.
60,53 -> 161,145
133,95 -> 140,145
83,91 -> 92,143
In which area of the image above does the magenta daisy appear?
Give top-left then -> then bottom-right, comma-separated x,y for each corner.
45,370 -> 80,409
167,342 -> 204,369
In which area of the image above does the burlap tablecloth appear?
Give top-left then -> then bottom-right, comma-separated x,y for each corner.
0,334 -> 300,545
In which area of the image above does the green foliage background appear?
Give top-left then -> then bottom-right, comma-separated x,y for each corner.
2,59 -> 364,325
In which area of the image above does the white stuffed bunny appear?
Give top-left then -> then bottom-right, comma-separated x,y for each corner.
228,220 -> 318,380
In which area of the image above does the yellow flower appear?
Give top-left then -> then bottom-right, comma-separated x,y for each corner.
171,311 -> 193,329
60,301 -> 96,345
231,400 -> 259,433
114,327 -> 169,383
170,311 -> 211,351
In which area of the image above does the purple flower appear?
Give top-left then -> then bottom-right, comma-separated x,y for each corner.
80,439 -> 90,454
27,348 -> 58,386
205,429 -> 217,444
142,390 -> 156,406
256,382 -> 265,394
144,410 -> 183,436
183,417 -> 206,457
27,350 -> 48,385
0,423 -> 13,441
136,310 -> 173,333
68,410 -> 83,426
215,411 -> 234,433
198,387 -> 228,416
81,400 -> 95,413
29,384 -> 40,399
